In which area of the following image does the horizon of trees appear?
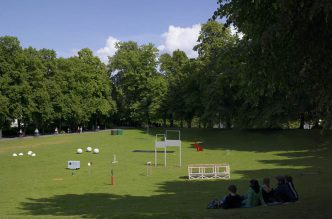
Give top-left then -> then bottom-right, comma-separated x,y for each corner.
1,1 -> 331,137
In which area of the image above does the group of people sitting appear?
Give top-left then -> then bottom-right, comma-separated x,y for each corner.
208,175 -> 298,209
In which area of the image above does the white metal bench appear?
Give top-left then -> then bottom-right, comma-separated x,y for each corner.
188,164 -> 230,180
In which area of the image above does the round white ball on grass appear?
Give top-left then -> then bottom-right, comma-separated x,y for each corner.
19,153 -> 24,156
12,153 -> 18,157
27,151 -> 33,155
77,148 -> 83,154
93,148 -> 99,154
86,147 -> 92,152
31,153 -> 36,157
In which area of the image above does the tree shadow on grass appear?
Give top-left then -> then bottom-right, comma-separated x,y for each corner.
19,129 -> 332,218
142,128 -> 332,153
19,148 -> 332,219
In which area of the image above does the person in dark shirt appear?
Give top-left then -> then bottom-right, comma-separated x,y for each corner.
274,175 -> 297,203
220,185 -> 243,209
285,175 -> 299,201
261,177 -> 276,204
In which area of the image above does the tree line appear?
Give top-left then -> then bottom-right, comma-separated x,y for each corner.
1,1 -> 331,136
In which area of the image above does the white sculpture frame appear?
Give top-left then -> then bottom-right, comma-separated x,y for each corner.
154,130 -> 182,167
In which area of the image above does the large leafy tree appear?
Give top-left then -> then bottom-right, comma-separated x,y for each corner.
159,50 -> 190,127
23,47 -> 54,133
214,0 -> 332,128
0,36 -> 34,134
57,48 -> 115,128
194,21 -> 241,128
109,41 -> 165,126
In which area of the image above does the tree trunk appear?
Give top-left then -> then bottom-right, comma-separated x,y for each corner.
180,119 -> 183,128
59,118 -> 62,131
226,117 -> 231,129
163,113 -> 167,127
187,119 -> 192,128
299,113 -> 305,129
0,129 -> 2,138
208,120 -> 213,128
170,113 -> 174,127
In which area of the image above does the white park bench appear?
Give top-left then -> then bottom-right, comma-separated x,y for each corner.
188,164 -> 230,180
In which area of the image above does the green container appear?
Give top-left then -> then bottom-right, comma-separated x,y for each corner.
117,129 -> 123,135
111,129 -> 117,135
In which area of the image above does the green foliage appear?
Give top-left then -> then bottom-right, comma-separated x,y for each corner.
109,41 -> 166,125
0,36 -> 115,133
194,21 -> 241,127
214,0 -> 332,129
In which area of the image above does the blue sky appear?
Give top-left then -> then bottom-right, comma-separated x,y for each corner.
0,0 -> 218,59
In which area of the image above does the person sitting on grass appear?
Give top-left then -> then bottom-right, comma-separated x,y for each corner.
261,178 -> 276,204
242,179 -> 265,207
219,185 -> 243,209
207,184 -> 243,209
274,175 -> 297,203
285,175 -> 299,201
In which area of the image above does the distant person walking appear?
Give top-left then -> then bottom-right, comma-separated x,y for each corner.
34,128 -> 39,136
19,129 -> 23,137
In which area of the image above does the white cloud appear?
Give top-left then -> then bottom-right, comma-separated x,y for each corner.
96,36 -> 120,63
159,24 -> 201,58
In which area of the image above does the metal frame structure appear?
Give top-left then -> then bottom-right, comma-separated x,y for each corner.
154,130 -> 182,167
188,164 -> 230,180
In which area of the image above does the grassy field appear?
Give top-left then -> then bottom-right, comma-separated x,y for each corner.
0,128 -> 331,219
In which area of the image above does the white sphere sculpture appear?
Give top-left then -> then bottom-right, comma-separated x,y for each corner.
12,153 -> 18,157
86,147 -> 92,152
93,148 -> 99,154
31,153 -> 36,157
19,153 -> 24,156
77,148 -> 83,154
27,151 -> 33,155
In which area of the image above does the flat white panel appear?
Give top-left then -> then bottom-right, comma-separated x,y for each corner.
155,141 -> 166,148
165,140 -> 181,147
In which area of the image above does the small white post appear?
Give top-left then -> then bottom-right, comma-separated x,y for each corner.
88,162 -> 91,175
164,147 -> 167,167
146,161 -> 151,176
112,154 -> 118,164
155,148 -> 157,167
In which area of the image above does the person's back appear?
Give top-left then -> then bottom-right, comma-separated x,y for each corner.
261,178 -> 275,203
242,179 -> 264,207
274,175 -> 296,203
222,193 -> 242,209
285,175 -> 298,202
221,185 -> 242,209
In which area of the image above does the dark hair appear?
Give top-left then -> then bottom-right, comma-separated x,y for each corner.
285,175 -> 293,183
263,178 -> 270,185
228,185 -> 237,193
250,179 -> 260,193
276,175 -> 285,185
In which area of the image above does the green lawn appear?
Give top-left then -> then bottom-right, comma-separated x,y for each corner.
0,128 -> 331,218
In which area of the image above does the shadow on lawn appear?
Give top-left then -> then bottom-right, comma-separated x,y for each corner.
19,129 -> 332,218
20,149 -> 332,218
143,128 -> 332,153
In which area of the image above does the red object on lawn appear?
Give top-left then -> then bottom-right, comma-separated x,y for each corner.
111,175 -> 115,185
194,143 -> 203,151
